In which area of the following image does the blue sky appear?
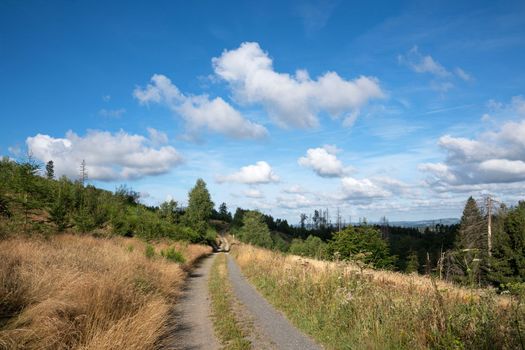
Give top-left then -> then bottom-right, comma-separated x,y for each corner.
2,0 -> 525,223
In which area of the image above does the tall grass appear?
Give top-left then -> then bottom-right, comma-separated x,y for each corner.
232,244 -> 524,350
0,235 -> 211,350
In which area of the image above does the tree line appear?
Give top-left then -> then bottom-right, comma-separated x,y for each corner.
225,197 -> 524,289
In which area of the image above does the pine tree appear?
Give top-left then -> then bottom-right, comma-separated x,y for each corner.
405,251 -> 419,273
457,197 -> 486,251
45,160 -> 54,180
450,196 -> 487,285
218,202 -> 232,222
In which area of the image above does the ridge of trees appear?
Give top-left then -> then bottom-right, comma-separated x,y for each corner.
0,157 -> 216,244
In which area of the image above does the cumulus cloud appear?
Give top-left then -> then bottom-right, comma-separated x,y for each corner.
217,161 -> 279,184
212,42 -> 384,128
298,145 -> 350,177
26,129 -> 182,181
134,74 -> 267,139
147,127 -> 169,145
420,101 -> 525,187
340,177 -> 392,200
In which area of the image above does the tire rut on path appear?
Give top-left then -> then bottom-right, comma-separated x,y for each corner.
226,254 -> 322,350
162,253 -> 220,350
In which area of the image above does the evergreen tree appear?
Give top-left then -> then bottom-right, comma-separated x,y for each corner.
488,202 -> 525,285
183,179 -> 214,238
457,197 -> 486,251
450,196 -> 487,285
45,160 -> 54,180
218,202 -> 232,222
405,251 -> 419,273
231,207 -> 247,229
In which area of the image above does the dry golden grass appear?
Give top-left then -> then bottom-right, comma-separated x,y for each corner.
232,243 -> 523,349
0,235 -> 211,350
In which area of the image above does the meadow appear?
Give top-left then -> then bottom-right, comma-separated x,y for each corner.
232,243 -> 525,350
0,234 -> 211,350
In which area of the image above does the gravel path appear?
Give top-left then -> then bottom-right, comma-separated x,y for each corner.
226,255 -> 322,350
162,254 -> 220,350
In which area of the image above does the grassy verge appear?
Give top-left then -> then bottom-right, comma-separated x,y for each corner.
231,244 -> 524,350
209,253 -> 251,350
0,234 -> 211,350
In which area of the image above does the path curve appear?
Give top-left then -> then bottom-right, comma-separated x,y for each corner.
162,254 -> 220,350
227,255 -> 322,350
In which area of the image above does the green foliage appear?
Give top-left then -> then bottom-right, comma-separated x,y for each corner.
145,244 -> 155,259
0,158 -> 220,246
160,247 -> 185,263
489,202 -> 525,286
405,251 -> 419,273
183,179 -> 214,239
289,235 -> 328,259
217,202 -> 232,222
447,197 -> 489,285
45,160 -> 54,180
238,211 -> 273,248
159,199 -> 180,224
271,233 -> 290,252
328,225 -> 396,269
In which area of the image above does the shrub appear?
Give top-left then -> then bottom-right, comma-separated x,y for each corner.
145,244 -> 155,259
161,247 -> 186,263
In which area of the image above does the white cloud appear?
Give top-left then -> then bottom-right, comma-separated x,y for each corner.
398,46 -> 451,77
420,100 -> 525,187
455,67 -> 471,81
242,188 -> 264,198
283,185 -> 308,194
298,145 -> 349,177
147,127 -> 169,145
134,74 -> 267,139
217,161 -> 279,184
276,193 -> 315,209
98,108 -> 125,118
294,0 -> 338,33
398,46 -> 471,89
212,42 -> 384,128
340,177 -> 391,200
26,129 -> 182,181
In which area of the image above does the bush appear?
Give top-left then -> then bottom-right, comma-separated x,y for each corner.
328,225 -> 396,269
161,247 -> 186,263
145,244 -> 155,259
238,211 -> 273,249
289,235 -> 327,259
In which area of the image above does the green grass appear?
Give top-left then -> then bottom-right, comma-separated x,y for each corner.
209,253 -> 251,350
232,245 -> 524,350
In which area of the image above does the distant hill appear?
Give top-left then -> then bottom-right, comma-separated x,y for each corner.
387,218 -> 459,228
